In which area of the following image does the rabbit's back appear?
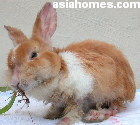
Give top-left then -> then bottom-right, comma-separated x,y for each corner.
58,40 -> 136,103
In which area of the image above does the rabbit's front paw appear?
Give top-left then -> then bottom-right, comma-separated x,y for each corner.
45,111 -> 59,120
56,117 -> 71,125
45,103 -> 65,119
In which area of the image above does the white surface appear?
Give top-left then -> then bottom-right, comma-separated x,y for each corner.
0,91 -> 140,125
0,0 -> 139,88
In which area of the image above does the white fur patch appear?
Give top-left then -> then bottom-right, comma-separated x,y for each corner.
26,77 -> 59,101
59,52 -> 94,99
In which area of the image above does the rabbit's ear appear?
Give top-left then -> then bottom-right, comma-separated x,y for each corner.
32,2 -> 57,45
4,26 -> 28,47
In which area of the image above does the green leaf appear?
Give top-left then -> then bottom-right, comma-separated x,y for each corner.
0,92 -> 17,114
0,87 -> 11,92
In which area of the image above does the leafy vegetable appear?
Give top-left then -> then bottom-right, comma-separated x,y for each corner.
0,86 -> 30,115
0,92 -> 17,114
0,87 -> 11,92
0,86 -> 30,114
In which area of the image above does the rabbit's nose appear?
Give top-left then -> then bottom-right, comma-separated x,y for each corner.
11,76 -> 19,85
11,76 -> 19,89
11,66 -> 20,89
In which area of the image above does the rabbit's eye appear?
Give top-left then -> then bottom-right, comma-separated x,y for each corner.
31,52 -> 37,59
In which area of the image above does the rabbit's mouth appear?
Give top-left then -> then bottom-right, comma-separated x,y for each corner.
20,75 -> 51,92
17,78 -> 42,92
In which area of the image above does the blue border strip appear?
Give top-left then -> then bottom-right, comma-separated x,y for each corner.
136,89 -> 140,92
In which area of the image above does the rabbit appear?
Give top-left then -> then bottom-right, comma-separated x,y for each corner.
5,2 -> 136,125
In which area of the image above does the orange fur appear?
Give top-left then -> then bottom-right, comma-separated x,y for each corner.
4,26 -> 27,46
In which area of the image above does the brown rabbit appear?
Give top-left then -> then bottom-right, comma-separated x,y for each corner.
5,2 -> 136,125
